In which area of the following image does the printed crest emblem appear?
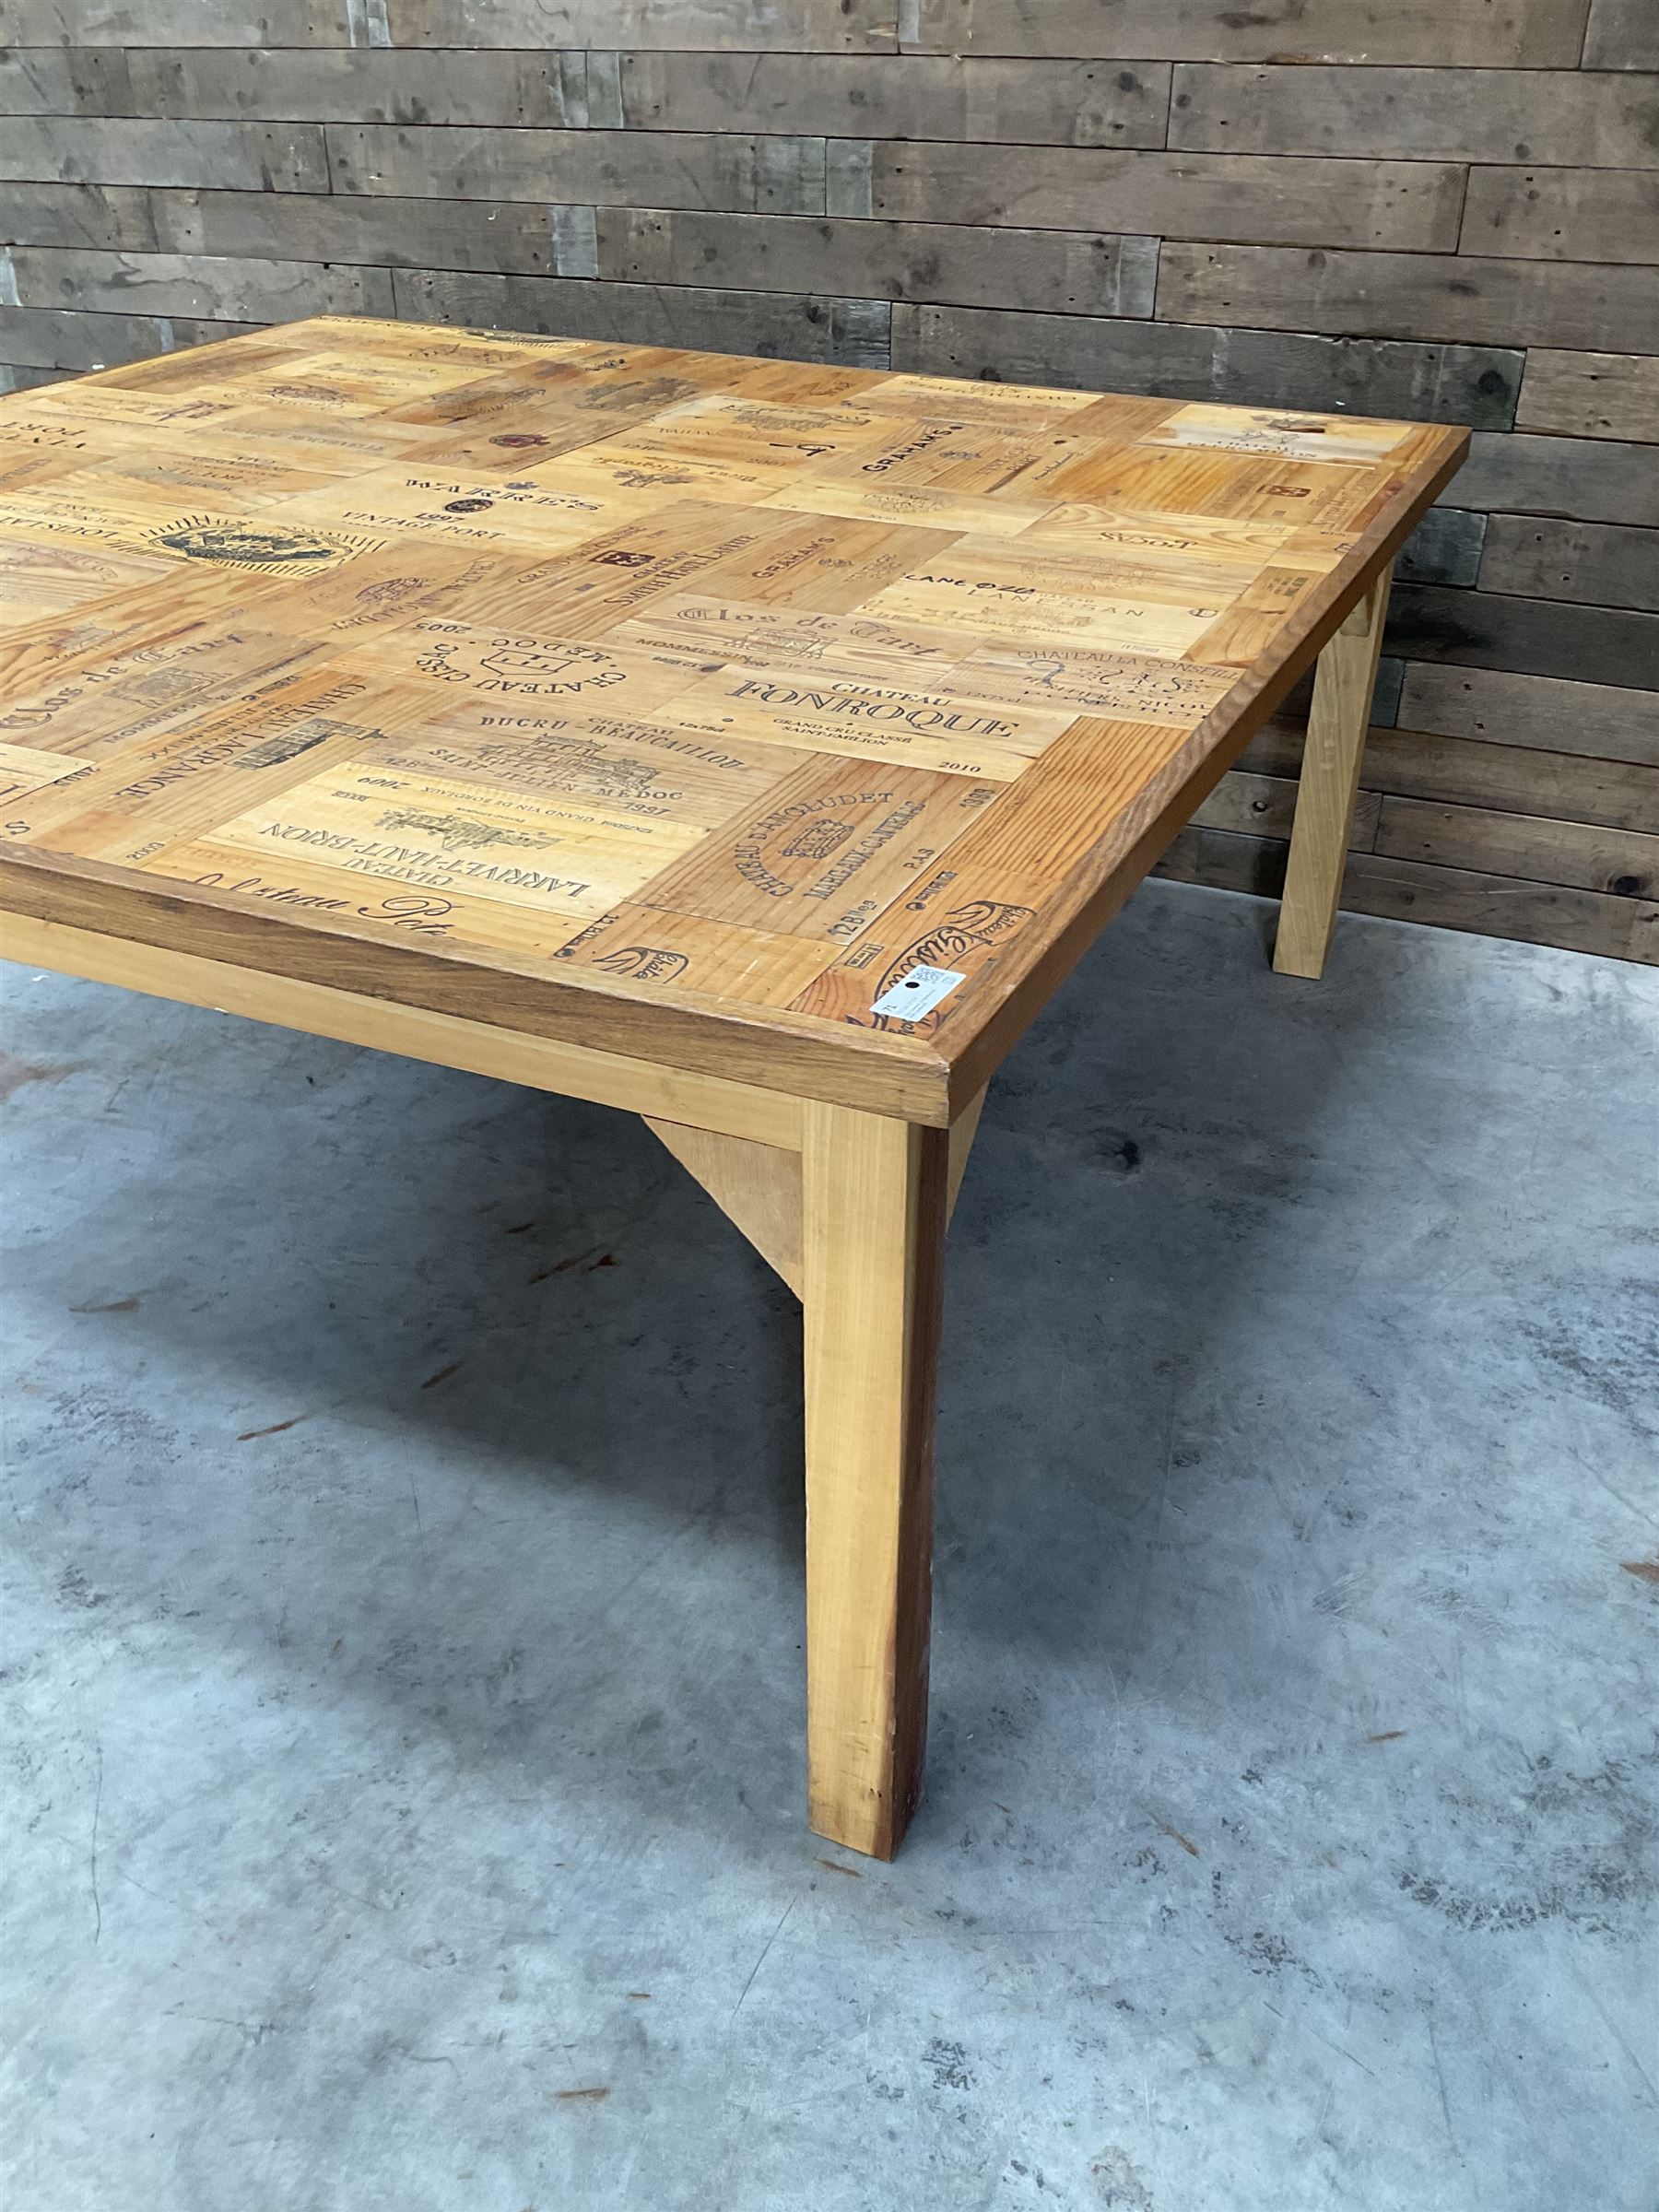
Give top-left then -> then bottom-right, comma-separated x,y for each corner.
413,631 -> 632,698
151,518 -> 367,571
781,820 -> 853,863
374,806 -> 543,854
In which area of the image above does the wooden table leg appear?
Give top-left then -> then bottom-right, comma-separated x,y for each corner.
1273,570 -> 1392,981
801,1100 -> 949,1859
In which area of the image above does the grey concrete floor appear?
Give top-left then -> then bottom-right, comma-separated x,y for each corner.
2,879 -> 1655,2212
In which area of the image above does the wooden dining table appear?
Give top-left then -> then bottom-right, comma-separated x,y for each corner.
0,315 -> 1465,1857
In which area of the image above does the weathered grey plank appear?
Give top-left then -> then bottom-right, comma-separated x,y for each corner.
0,181 -> 162,251
1242,715 -> 1659,832
1158,242 -> 1659,354
1351,847 -> 1659,957
1193,767 -> 1382,847
1584,0 -> 1659,67
117,47 -> 561,125
1371,659 -> 1406,728
386,0 -> 898,50
392,266 -> 894,369
594,210 -> 1159,320
1454,431 -> 1659,528
1463,165 -> 1659,264
4,244 -> 395,321
0,302 -> 257,369
870,145 -> 1465,250
327,124 -> 806,211
0,116 -> 328,192
904,0 -> 1594,65
0,1 -> 350,40
547,50 -> 623,129
1516,349 -> 1659,440
826,140 -> 874,219
158,188 -> 559,272
1397,663 -> 1659,765
1397,508 -> 1488,586
1154,825 -> 1659,962
1375,794 -> 1659,897
0,46 -> 87,112
617,53 -> 1172,147
1388,582 -> 1659,691
892,302 -> 1522,428
1478,515 -> 1659,613
0,360 -> 67,391
546,204 -> 597,278
1169,64 -> 1659,167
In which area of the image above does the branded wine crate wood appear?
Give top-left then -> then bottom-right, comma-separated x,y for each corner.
0,319 -> 1462,1074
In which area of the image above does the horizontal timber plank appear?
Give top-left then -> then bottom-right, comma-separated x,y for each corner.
384,0 -> 900,51
592,211 -> 1158,322
1375,794 -> 1659,898
1478,516 -> 1659,613
0,115 -> 329,193
617,53 -> 1172,147
171,189 -> 563,273
1194,767 -> 1381,848
0,303 -> 254,369
0,48 -> 88,114
901,0 -> 1593,66
0,1 -> 351,40
891,303 -> 1520,428
0,187 -> 576,273
1169,65 -> 1659,168
1156,824 -> 1659,963
1516,351 -> 1659,441
1388,584 -> 1659,691
391,267 -> 892,367
0,49 -> 568,126
327,125 -> 806,213
1157,244 -> 1659,356
869,146 -> 1465,251
0,180 -> 163,251
1242,715 -> 1659,831
324,124 -> 869,218
1399,509 -> 1488,588
1396,664 -> 1659,767
127,47 -> 564,127
1461,165 -> 1659,265
1584,0 -> 1659,68
4,245 -> 394,321
1453,431 -> 1659,528
0,362 -> 65,391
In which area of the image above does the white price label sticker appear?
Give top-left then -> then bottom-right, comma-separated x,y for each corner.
870,964 -> 966,1020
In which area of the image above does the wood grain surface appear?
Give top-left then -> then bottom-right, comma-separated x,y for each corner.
0,317 -> 1461,1114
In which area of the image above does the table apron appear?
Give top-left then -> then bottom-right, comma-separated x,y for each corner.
0,912 -> 805,1151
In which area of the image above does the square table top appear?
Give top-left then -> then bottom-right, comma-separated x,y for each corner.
0,315 -> 1464,1122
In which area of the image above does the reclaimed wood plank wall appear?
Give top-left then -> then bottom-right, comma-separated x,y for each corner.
1,0 -> 1655,965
